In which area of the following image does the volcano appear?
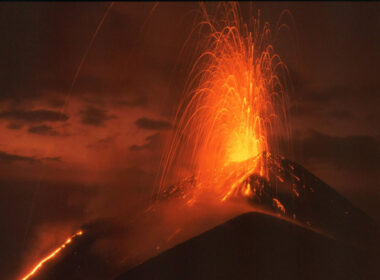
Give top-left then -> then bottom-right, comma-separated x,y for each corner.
21,155 -> 378,280
115,154 -> 378,280
116,212 -> 377,280
159,153 -> 378,248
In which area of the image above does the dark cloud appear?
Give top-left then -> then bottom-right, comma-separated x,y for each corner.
7,123 -> 23,130
0,151 -> 61,165
327,110 -> 354,120
97,136 -> 114,144
298,83 -> 379,107
366,111 -> 380,133
28,124 -> 59,136
87,135 -> 116,150
47,98 -> 66,108
135,117 -> 171,130
117,93 -> 148,108
298,85 -> 342,105
73,75 -> 145,102
42,156 -> 62,162
80,106 -> 116,126
0,109 -> 68,123
292,82 -> 379,117
291,130 -> 380,172
288,80 -> 380,138
0,151 -> 37,164
289,103 -> 317,118
130,133 -> 162,151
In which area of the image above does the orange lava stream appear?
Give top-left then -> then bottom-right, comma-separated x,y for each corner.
21,230 -> 83,280
158,3 -> 289,202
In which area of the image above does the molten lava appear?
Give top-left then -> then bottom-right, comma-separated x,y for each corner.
21,230 -> 83,280
159,3 -> 290,203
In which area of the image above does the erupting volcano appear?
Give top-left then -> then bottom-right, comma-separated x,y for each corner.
158,3 -> 290,206
13,3 -> 378,280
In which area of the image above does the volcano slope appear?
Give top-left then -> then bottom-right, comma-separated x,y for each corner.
115,212 -> 377,280
21,220 -> 120,280
22,155 -> 378,280
115,154 -> 379,280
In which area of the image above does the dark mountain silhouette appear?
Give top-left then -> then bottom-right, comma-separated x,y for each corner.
115,212 -> 378,280
159,153 -> 378,248
23,154 -> 379,280
246,153 -> 378,249
114,153 -> 378,280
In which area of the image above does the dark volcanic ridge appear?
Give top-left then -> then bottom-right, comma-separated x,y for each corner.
22,153 -> 379,280
159,152 -> 378,249
115,212 -> 378,280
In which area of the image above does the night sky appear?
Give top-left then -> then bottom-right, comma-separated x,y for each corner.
0,2 -> 379,278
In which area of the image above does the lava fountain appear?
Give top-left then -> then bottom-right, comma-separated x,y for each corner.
158,3 -> 291,203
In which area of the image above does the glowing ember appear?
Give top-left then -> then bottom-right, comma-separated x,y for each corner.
272,198 -> 286,214
21,230 -> 83,280
159,3 -> 290,202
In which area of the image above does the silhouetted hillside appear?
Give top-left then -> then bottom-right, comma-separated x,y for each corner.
115,212 -> 378,280
25,155 -> 379,279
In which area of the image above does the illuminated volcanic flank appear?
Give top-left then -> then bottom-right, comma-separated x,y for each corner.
158,2 -> 291,204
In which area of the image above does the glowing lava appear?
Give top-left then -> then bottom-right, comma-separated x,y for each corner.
21,230 -> 83,280
159,3 -> 290,202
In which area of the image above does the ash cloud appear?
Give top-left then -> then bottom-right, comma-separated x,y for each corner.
291,129 -> 380,172
0,109 -> 69,123
130,133 -> 162,151
28,124 -> 59,136
87,135 -> 117,150
80,106 -> 116,126
291,80 -> 379,122
0,151 -> 62,165
7,123 -> 23,130
42,156 -> 62,162
0,151 -> 37,164
327,110 -> 354,120
135,117 -> 171,130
